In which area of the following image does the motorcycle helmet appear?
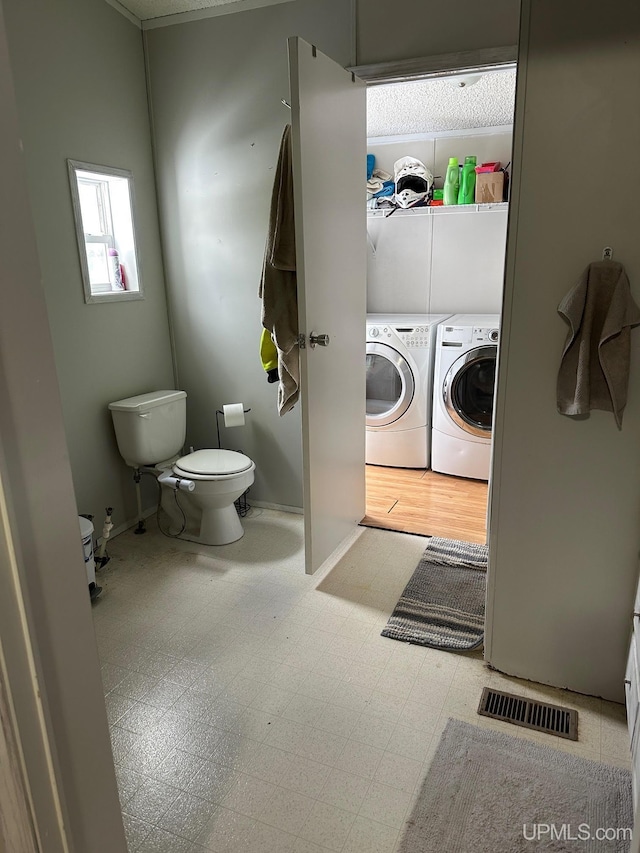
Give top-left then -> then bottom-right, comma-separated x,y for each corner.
394,156 -> 433,208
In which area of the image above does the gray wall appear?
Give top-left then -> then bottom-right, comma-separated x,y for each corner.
145,0 -> 520,511
2,0 -> 520,519
0,1 -> 126,846
486,0 -> 640,701
3,0 -> 174,528
145,0 -> 353,509
355,0 -> 521,65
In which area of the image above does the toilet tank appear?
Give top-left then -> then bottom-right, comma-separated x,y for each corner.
108,390 -> 187,467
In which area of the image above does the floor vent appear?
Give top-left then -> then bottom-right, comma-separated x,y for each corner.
477,687 -> 579,741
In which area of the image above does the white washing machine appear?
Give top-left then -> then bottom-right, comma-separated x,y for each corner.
366,313 -> 451,468
431,314 -> 500,480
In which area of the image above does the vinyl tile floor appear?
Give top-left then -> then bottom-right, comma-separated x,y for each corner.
93,508 -> 631,853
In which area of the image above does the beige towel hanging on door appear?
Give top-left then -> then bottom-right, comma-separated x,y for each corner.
259,125 -> 299,416
557,260 -> 640,428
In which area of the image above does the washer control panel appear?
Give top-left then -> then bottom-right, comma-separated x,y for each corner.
367,325 -> 432,348
473,326 -> 500,344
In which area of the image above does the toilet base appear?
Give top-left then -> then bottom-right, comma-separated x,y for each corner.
161,489 -> 245,546
191,503 -> 245,546
157,460 -> 253,546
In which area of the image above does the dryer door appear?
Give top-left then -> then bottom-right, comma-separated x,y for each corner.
366,342 -> 415,427
443,345 -> 497,438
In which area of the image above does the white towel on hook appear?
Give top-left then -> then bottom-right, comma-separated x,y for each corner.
557,260 -> 640,428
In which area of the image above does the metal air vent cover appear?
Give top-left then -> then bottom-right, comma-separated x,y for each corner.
478,687 -> 578,741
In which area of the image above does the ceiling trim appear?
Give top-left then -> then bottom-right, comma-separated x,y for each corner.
350,45 -> 518,86
141,0 -> 295,29
104,0 -> 142,27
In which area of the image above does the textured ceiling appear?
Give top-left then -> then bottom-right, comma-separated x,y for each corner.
112,0 -> 287,22
367,69 -> 516,138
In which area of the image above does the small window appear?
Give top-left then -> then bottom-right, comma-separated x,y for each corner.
68,160 -> 143,303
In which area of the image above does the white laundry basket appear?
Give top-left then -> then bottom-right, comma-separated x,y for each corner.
78,515 -> 96,587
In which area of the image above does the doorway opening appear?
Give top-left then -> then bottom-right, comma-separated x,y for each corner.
359,65 -> 516,543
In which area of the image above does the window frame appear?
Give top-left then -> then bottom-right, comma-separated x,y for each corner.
67,159 -> 144,304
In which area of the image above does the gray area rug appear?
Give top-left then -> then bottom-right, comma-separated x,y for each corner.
381,537 -> 488,650
399,719 -> 633,853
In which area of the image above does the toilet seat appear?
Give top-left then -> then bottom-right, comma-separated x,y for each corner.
174,448 -> 253,480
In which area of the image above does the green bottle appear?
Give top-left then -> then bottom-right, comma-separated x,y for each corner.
443,157 -> 459,205
458,156 -> 477,205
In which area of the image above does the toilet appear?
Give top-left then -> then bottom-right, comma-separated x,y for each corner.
108,390 -> 255,545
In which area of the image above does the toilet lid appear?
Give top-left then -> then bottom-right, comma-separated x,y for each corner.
174,449 -> 253,476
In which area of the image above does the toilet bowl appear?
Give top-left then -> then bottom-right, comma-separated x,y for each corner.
161,449 -> 255,545
108,391 -> 256,546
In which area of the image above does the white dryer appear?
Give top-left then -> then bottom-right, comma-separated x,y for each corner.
431,314 -> 500,480
366,313 -> 451,468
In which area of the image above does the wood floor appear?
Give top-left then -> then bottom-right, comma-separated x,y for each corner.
362,464 -> 489,544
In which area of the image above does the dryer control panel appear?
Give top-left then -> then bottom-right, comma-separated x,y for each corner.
397,325 -> 432,348
473,327 -> 500,344
367,325 -> 432,348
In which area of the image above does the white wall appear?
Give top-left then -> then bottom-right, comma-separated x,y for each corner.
367,208 -> 507,316
367,214 -> 434,314
3,0 -> 174,527
430,208 -> 508,313
145,0 -> 353,509
487,0 -> 640,702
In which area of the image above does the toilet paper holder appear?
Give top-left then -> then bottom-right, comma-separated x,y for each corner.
216,404 -> 251,449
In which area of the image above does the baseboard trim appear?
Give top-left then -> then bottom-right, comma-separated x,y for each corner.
249,500 -> 303,515
311,524 -> 366,578
97,500 -> 302,544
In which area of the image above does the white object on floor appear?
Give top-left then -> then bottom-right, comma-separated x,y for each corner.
172,449 -> 254,545
366,313 -> 451,468
431,314 -> 500,480
78,515 -> 96,586
108,390 -> 255,545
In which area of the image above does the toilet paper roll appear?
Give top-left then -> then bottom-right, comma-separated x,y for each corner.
223,403 -> 245,428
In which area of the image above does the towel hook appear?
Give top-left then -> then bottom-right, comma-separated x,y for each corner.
602,247 -> 613,261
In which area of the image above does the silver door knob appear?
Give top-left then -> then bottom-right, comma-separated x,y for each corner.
309,333 -> 330,348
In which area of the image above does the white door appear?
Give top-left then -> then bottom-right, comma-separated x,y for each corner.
288,38 -> 367,574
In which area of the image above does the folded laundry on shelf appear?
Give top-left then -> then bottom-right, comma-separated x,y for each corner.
367,167 -> 393,196
373,181 -> 395,199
